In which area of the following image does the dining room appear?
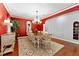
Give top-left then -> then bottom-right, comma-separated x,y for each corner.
0,3 -> 79,56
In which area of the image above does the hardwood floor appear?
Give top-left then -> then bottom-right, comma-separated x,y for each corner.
3,37 -> 79,56
52,38 -> 79,56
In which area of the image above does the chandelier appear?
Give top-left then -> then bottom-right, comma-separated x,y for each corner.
32,10 -> 42,24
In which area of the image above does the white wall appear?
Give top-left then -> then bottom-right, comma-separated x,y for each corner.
46,10 -> 79,44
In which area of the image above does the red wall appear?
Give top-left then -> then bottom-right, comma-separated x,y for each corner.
11,17 -> 27,37
11,17 -> 32,37
0,3 -> 9,35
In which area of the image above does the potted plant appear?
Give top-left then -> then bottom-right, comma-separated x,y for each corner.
10,20 -> 19,38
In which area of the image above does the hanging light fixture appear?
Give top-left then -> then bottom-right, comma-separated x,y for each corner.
32,10 -> 42,24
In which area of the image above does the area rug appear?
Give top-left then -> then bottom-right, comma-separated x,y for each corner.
18,37 -> 64,56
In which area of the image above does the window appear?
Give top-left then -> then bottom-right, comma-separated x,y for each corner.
73,21 -> 79,40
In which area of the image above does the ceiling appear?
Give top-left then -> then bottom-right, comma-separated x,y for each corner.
5,3 -> 77,20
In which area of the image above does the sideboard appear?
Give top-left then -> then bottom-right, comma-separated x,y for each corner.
0,33 -> 15,55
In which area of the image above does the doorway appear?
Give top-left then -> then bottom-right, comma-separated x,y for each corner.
26,21 -> 32,35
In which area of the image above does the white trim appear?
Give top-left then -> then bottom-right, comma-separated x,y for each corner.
52,3 -> 79,15
43,3 -> 79,19
52,36 -> 79,45
3,3 -> 10,15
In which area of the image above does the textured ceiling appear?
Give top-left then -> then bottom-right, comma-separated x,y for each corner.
6,3 -> 76,19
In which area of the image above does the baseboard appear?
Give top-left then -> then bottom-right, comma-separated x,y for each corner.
52,36 -> 79,45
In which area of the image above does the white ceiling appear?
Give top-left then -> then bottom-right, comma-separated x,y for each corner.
6,3 -> 77,20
